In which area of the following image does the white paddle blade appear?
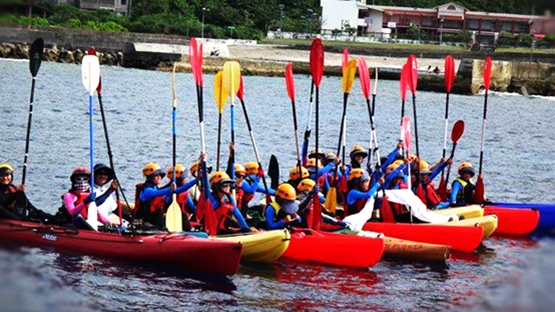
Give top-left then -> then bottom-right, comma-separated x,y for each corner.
166,194 -> 183,232
82,55 -> 100,95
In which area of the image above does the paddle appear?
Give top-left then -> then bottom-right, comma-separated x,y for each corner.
326,58 -> 357,214
474,57 -> 492,204
441,120 -> 465,200
165,64 -> 183,232
21,38 -> 44,185
438,55 -> 456,199
237,76 -> 272,205
407,55 -> 419,157
214,71 -> 228,171
357,57 -> 381,172
82,48 -> 101,231
310,38 -> 324,230
189,38 -> 216,236
285,63 -> 301,166
268,154 -> 279,190
369,68 -> 379,170
223,61 -> 241,199
400,116 -> 413,223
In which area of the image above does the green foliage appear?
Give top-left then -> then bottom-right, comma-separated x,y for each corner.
537,35 -> 555,49
17,16 -> 50,26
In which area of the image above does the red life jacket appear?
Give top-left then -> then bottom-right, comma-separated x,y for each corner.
67,189 -> 90,219
424,181 -> 442,208
214,194 -> 236,232
1,185 -> 18,209
346,197 -> 367,217
235,188 -> 245,212
174,191 -> 191,216
134,183 -> 166,218
389,181 -> 408,216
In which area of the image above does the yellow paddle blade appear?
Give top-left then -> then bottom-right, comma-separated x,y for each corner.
172,63 -> 177,109
324,187 -> 337,214
341,59 -> 357,94
223,61 -> 241,105
214,71 -> 228,113
166,193 -> 183,232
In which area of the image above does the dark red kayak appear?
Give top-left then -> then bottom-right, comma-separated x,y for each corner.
0,219 -> 242,276
483,206 -> 540,235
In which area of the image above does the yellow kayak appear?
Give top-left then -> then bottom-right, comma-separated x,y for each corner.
440,215 -> 498,239
214,229 -> 290,263
433,205 -> 484,219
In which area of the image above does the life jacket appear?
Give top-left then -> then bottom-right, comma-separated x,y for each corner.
174,191 -> 192,217
235,187 -> 245,213
65,189 -> 90,219
453,178 -> 475,205
423,180 -> 442,208
389,181 -> 408,217
134,183 -> 166,219
214,193 -> 237,232
1,185 -> 17,210
346,196 -> 367,217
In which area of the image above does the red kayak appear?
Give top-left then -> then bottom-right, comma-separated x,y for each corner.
362,222 -> 484,253
0,219 -> 242,276
483,206 -> 540,235
282,229 -> 385,269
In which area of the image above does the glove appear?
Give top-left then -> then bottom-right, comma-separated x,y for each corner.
304,130 -> 311,140
257,168 -> 265,178
84,192 -> 95,205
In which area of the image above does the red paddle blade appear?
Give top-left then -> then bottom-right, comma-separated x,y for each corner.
198,43 -> 204,87
380,195 -> 395,223
444,55 -> 455,93
198,195 -> 217,236
97,75 -> 102,95
483,57 -> 492,92
438,175 -> 447,201
400,63 -> 409,101
189,38 -> 204,87
309,39 -> 324,87
416,184 -> 426,206
407,55 -> 418,95
88,47 -> 96,56
312,193 -> 322,230
285,63 -> 295,102
357,57 -> 370,100
237,76 -> 244,101
474,176 -> 485,205
339,174 -> 348,193
342,48 -> 349,73
451,119 -> 465,143
401,116 -> 411,152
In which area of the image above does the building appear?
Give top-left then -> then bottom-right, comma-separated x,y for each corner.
48,0 -> 131,16
321,0 -> 553,44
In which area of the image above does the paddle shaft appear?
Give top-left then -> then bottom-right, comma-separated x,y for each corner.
216,112 -> 222,171
478,91 -> 488,175
305,82 -> 314,133
291,99 -> 301,164
21,77 -> 36,185
411,94 -> 420,157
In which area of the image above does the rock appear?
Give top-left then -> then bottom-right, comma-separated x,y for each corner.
74,49 -> 83,63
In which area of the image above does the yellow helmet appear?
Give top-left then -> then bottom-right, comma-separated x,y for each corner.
276,183 -> 297,200
143,163 -> 164,177
458,162 -> 475,176
190,161 -> 212,176
0,164 -> 14,175
245,162 -> 259,175
386,164 -> 399,175
414,160 -> 431,174
209,171 -> 234,188
348,168 -> 370,182
289,166 -> 309,180
392,159 -> 404,167
308,148 -> 325,159
297,178 -> 315,192
166,164 -> 186,180
234,164 -> 246,176
407,154 -> 417,162
349,145 -> 368,159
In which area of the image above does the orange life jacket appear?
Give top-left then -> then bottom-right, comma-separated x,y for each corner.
214,194 -> 236,232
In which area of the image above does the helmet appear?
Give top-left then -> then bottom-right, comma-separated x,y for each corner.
245,162 -> 259,175
166,164 -> 186,180
297,178 -> 315,192
349,145 -> 368,159
392,159 -> 404,167
458,162 -> 475,177
348,168 -> 370,182
143,163 -> 161,177
234,164 -> 246,175
324,152 -> 337,164
93,163 -> 114,179
386,164 -> 399,175
306,158 -> 322,173
71,166 -> 91,182
190,161 -> 213,176
308,148 -> 325,159
0,164 -> 14,175
276,183 -> 297,200
209,171 -> 234,188
407,154 -> 417,162
414,160 -> 432,174
289,166 -> 309,180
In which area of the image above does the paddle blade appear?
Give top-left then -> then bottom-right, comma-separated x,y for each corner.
407,55 -> 418,95
268,155 -> 279,190
342,49 -> 348,73
380,195 -> 395,223
82,54 -> 100,95
483,57 -> 492,91
342,59 -> 357,94
86,202 -> 98,231
309,38 -> 324,87
198,195 -> 218,236
324,187 -> 337,214
357,57 -> 370,100
237,76 -> 245,101
214,71 -> 227,113
312,192 -> 322,230
285,63 -> 295,102
451,119 -> 465,143
444,55 -> 455,93
189,38 -> 204,86
29,38 -> 44,77
474,176 -> 485,205
166,194 -> 183,232
400,63 -> 409,101
97,76 -> 102,95
401,116 -> 411,152
438,175 -> 447,201
223,61 -> 241,102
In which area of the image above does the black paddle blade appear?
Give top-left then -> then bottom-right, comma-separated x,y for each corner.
29,38 -> 44,77
268,154 -> 279,190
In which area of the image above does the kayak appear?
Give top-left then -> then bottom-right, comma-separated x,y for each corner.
214,229 -> 291,263
440,215 -> 498,239
0,219 -> 242,276
433,205 -> 484,219
282,229 -> 385,269
362,222 -> 484,253
340,230 -> 451,262
483,206 -> 540,235
489,202 -> 553,233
